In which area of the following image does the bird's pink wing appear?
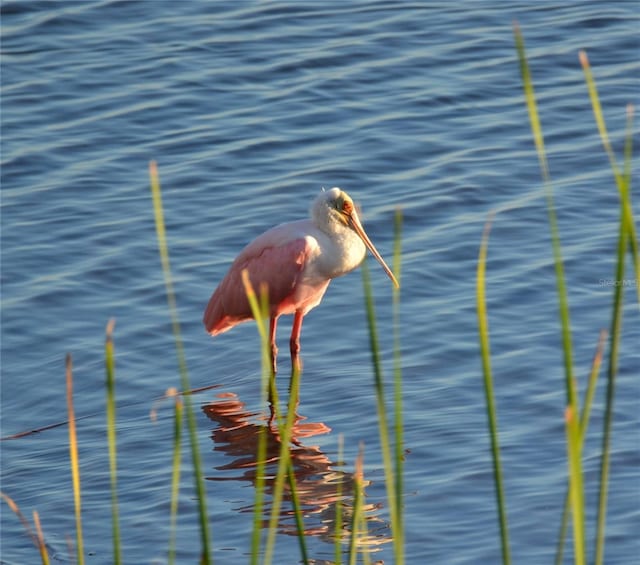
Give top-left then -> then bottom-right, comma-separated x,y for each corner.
203,233 -> 312,335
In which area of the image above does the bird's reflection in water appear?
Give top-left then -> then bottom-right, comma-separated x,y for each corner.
202,392 -> 390,550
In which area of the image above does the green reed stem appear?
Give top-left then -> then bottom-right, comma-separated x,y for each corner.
391,207 -> 405,562
476,215 -> 512,565
148,161 -> 212,564
66,353 -> 85,565
595,193 -> 628,565
168,389 -> 183,565
242,273 -> 273,564
514,23 -> 578,412
287,455 -> 309,563
514,25 -> 586,562
241,272 -> 308,564
104,319 -> 121,565
595,242 -> 623,565
555,330 -> 606,565
1,493 -> 49,564
32,511 -> 50,565
263,363 -> 308,565
348,444 -> 365,565
564,405 -> 585,565
286,364 -> 310,564
240,274 -> 271,565
361,259 -> 401,563
580,54 -> 639,304
579,52 -> 637,565
334,434 -> 344,565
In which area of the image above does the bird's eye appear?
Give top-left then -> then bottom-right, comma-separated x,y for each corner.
341,200 -> 353,215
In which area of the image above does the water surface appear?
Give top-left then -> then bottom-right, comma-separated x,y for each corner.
2,1 -> 639,563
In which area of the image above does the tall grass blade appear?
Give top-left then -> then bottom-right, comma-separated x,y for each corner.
240,272 -> 309,564
66,353 -> 85,565
263,365 -> 309,565
33,511 -> 50,565
579,52 -> 637,565
240,272 -> 271,565
594,168 -> 628,565
148,161 -> 212,564
286,365 -> 310,564
580,52 -> 639,305
168,388 -> 183,565
514,22 -> 584,560
286,455 -> 310,564
476,215 -> 512,565
240,270 -> 271,357
391,207 -> 405,563
361,259 -> 401,563
565,406 -> 586,565
1,492 -> 43,558
104,319 -> 122,565
348,444 -> 365,565
513,22 -> 578,412
334,434 -> 344,565
555,330 -> 606,565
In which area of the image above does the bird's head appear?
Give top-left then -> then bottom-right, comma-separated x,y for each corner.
312,187 -> 399,289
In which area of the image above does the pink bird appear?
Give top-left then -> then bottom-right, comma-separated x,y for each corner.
203,187 -> 399,373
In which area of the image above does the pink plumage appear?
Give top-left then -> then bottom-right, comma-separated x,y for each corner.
203,222 -> 325,334
203,188 -> 398,373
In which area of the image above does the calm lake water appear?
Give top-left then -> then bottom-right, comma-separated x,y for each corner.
2,1 -> 639,563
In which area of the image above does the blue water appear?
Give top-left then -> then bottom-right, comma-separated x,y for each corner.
2,1 -> 639,563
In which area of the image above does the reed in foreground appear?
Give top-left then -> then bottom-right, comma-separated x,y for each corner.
476,23 -> 637,565
240,270 -> 310,565
149,161 -> 212,563
239,273 -> 271,565
578,49 -> 637,565
66,353 -> 85,565
0,493 -> 50,565
476,214 -> 511,565
104,319 -> 122,565
360,206 -> 404,564
167,387 -> 183,565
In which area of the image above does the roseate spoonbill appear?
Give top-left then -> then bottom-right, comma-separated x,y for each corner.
203,187 -> 399,373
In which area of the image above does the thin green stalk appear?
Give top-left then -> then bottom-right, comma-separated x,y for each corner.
66,353 -> 85,565
514,23 -> 578,412
348,444 -> 365,565
168,388 -> 183,565
263,364 -> 308,565
361,259 -> 400,563
250,423 -> 268,565
334,434 -> 344,565
240,272 -> 271,564
595,211 -> 626,565
33,511 -> 50,565
514,23 -> 584,560
476,215 -> 511,565
241,272 -> 308,564
580,53 -> 639,303
286,365 -> 310,564
391,207 -> 405,563
565,406 -> 586,565
104,319 -> 121,565
148,161 -> 211,564
1,493 -> 49,564
360,509 -> 372,565
579,53 -> 637,565
287,455 -> 309,563
555,330 -> 607,565
355,469 -> 372,565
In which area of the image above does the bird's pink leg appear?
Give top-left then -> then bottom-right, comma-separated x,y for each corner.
269,316 -> 279,375
289,310 -> 304,374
